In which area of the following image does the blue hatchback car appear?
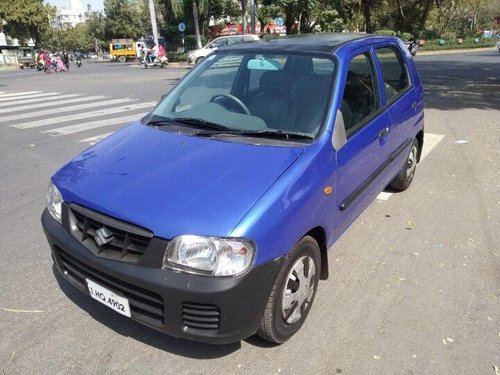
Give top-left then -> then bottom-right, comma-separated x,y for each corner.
42,33 -> 424,344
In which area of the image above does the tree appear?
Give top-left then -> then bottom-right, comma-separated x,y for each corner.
0,0 -> 54,45
58,23 -> 93,51
85,11 -> 107,52
104,0 -> 146,40
392,0 -> 434,34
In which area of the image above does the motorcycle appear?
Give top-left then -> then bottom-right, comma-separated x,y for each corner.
76,58 -> 82,68
406,40 -> 418,56
140,53 -> 168,69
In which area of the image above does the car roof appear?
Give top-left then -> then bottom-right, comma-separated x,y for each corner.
219,33 -> 395,54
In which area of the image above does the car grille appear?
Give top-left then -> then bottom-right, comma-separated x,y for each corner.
68,204 -> 153,264
182,302 -> 220,330
55,246 -> 164,326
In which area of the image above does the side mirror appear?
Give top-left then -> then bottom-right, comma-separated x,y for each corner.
332,109 -> 347,150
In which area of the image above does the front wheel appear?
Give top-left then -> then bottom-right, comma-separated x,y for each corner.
258,236 -> 320,344
118,55 -> 126,63
140,61 -> 147,69
390,138 -> 419,191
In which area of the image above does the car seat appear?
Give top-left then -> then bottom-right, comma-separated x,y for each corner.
248,71 -> 292,129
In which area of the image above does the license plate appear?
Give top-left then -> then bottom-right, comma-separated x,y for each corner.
86,278 -> 131,318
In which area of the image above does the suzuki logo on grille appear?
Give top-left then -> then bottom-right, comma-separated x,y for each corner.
94,227 -> 114,246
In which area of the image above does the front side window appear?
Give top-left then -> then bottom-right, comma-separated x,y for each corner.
375,46 -> 410,101
341,52 -> 379,136
150,52 -> 335,141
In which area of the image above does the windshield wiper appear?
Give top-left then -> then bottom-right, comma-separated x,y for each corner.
145,116 -> 230,131
197,129 -> 314,141
172,117 -> 230,131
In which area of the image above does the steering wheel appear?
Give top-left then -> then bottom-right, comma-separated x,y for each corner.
210,94 -> 250,115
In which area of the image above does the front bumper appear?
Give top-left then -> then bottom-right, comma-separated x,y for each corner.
42,209 -> 284,344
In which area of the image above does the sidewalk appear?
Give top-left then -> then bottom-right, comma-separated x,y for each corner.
0,64 -> 20,71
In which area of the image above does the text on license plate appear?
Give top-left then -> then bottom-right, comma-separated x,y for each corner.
86,278 -> 131,317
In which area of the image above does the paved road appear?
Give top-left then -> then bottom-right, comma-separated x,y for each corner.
0,51 -> 499,374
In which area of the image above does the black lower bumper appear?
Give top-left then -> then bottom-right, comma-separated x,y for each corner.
42,209 -> 284,344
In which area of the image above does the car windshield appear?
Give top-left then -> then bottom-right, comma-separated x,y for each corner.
150,52 -> 336,141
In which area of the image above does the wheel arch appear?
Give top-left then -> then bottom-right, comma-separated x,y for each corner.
305,227 -> 329,280
416,129 -> 424,162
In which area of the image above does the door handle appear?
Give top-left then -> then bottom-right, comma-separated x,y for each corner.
379,127 -> 390,139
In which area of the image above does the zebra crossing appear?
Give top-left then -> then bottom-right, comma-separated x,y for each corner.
0,90 -> 156,145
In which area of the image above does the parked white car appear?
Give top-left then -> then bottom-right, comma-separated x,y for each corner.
187,34 -> 259,64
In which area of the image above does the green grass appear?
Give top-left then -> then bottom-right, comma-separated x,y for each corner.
168,53 -> 189,63
419,37 -> 497,51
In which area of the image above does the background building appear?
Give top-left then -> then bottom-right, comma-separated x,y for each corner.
53,0 -> 88,30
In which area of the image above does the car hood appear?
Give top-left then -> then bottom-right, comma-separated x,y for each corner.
53,122 -> 303,239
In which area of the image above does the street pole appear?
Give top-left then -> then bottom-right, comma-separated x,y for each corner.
148,0 -> 159,47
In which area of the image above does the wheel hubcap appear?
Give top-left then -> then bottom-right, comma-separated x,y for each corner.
406,145 -> 418,181
281,255 -> 316,324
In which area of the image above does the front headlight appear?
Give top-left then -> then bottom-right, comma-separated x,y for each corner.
46,181 -> 63,223
163,235 -> 255,277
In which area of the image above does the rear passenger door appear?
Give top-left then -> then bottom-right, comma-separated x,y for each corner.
336,48 -> 394,233
374,44 -> 421,177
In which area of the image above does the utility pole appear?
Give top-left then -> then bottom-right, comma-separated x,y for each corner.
148,0 -> 159,46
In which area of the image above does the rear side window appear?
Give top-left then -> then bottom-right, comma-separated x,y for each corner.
228,37 -> 244,45
341,52 -> 379,136
212,38 -> 228,48
375,47 -> 410,101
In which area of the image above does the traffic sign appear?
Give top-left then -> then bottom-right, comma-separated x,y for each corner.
276,17 -> 284,27
178,22 -> 186,33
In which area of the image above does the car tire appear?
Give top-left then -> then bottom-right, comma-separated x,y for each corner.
257,236 -> 320,344
195,56 -> 204,65
118,56 -> 126,63
390,138 -> 419,191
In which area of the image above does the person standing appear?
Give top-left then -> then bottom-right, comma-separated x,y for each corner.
63,51 -> 70,71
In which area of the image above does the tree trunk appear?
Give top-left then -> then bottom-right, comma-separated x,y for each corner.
362,0 -> 373,33
192,0 -> 202,48
418,0 -> 434,32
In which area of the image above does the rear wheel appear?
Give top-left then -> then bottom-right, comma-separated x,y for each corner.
258,236 -> 320,344
390,138 -> 419,191
118,55 -> 126,63
195,56 -> 204,64
140,61 -> 147,69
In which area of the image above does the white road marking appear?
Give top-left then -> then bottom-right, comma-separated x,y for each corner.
43,112 -> 148,136
6,98 -> 135,124
0,95 -> 105,113
377,192 -> 393,201
419,133 -> 445,161
376,133 -> 445,201
14,102 -> 155,129
0,94 -> 81,108
79,132 -> 113,145
0,91 -> 41,99
0,92 -> 59,103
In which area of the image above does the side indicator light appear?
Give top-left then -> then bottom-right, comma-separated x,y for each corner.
324,186 -> 333,195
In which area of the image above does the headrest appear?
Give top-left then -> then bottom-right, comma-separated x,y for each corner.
260,71 -> 291,90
